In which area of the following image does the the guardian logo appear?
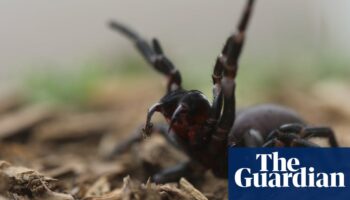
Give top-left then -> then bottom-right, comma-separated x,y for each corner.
229,148 -> 350,200
234,152 -> 345,188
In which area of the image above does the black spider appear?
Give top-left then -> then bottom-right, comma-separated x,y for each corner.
109,0 -> 339,183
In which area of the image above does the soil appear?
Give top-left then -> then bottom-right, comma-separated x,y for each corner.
1,79 -> 350,200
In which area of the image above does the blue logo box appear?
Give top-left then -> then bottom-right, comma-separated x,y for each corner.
228,148 -> 350,200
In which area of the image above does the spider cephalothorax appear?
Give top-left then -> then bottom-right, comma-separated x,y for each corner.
109,0 -> 339,183
145,90 -> 211,144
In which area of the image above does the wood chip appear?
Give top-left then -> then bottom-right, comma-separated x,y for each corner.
0,161 -> 73,200
84,176 -> 111,198
0,93 -> 24,115
158,184 -> 192,200
179,178 -> 208,200
312,81 -> 350,119
33,112 -> 118,142
0,105 -> 54,140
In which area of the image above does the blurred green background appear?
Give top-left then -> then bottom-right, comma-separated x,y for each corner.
23,54 -> 350,108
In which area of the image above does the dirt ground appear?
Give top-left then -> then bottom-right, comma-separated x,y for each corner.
1,78 -> 350,200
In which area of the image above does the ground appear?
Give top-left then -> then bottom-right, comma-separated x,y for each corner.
0,77 -> 350,200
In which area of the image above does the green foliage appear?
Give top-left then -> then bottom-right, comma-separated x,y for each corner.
23,57 -> 155,107
25,64 -> 108,107
23,55 -> 350,107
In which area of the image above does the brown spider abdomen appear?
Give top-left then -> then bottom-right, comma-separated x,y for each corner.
228,104 -> 305,146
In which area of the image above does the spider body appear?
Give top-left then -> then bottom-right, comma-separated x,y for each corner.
109,0 -> 338,183
146,97 -> 306,179
230,104 -> 304,147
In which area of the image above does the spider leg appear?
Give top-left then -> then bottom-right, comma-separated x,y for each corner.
264,124 -> 301,147
107,126 -> 144,158
151,125 -> 207,183
273,123 -> 338,147
144,124 -> 206,183
108,123 -> 184,158
303,127 -> 339,147
262,138 -> 285,147
278,123 -> 304,133
109,21 -> 182,92
264,123 -> 302,145
241,129 -> 264,147
152,160 -> 206,184
210,0 -> 256,145
291,139 -> 319,147
108,123 -> 204,183
263,134 -> 318,147
264,123 -> 326,147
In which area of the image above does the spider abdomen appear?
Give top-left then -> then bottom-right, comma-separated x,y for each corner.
228,104 -> 305,146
